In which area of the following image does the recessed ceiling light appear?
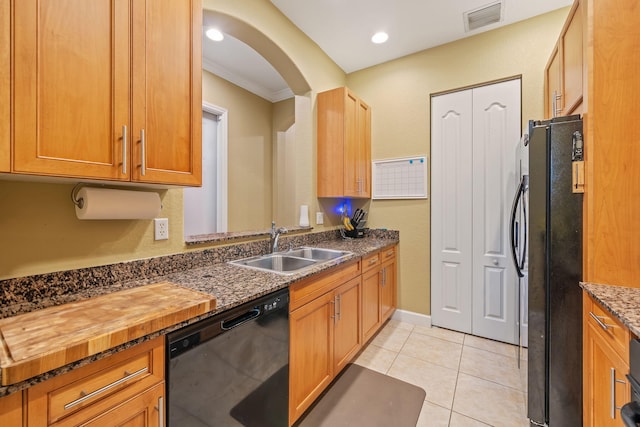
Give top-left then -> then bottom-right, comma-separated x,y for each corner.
371,32 -> 389,44
205,28 -> 224,42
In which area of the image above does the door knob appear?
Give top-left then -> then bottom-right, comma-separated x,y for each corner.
492,259 -> 499,266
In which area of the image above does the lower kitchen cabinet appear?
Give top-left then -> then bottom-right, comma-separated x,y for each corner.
333,277 -> 362,374
289,246 -> 398,425
380,250 -> 397,323
289,260 -> 362,425
362,245 -> 398,343
77,382 -> 163,427
583,292 -> 631,427
25,337 -> 165,426
0,390 -> 24,426
290,291 -> 335,424
362,263 -> 381,343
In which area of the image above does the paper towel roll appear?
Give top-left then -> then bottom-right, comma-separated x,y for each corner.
75,187 -> 161,220
299,205 -> 310,227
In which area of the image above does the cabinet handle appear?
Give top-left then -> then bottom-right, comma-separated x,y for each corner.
156,395 -> 164,427
380,267 -> 386,287
368,257 -> 378,266
385,250 -> 394,257
336,295 -> 341,321
552,91 -> 562,117
64,366 -> 148,410
589,311 -> 615,331
330,299 -> 336,324
140,129 -> 146,176
610,367 -> 627,419
122,125 -> 127,175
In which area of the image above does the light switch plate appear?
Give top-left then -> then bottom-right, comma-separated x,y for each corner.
316,212 -> 324,225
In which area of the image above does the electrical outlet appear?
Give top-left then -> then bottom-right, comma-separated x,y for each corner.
316,212 -> 324,225
154,218 -> 169,240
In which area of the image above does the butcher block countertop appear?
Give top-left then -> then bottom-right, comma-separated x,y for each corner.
581,282 -> 640,337
0,230 -> 399,396
0,283 -> 216,386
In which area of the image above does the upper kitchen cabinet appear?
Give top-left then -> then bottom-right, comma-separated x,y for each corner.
583,0 -> 640,286
12,0 -> 202,186
545,46 -> 561,119
317,87 -> 371,198
544,0 -> 583,118
0,0 -> 9,173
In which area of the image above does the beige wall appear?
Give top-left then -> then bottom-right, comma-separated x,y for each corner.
2,0 -> 571,322
346,8 -> 570,315
203,70 -> 274,231
1,0 -> 342,280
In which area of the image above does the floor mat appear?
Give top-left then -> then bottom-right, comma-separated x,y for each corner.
296,363 -> 426,427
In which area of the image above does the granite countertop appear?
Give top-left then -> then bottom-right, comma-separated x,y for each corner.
164,237 -> 397,313
581,282 -> 640,337
0,231 -> 398,396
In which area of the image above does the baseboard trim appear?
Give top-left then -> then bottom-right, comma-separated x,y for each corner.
391,309 -> 432,327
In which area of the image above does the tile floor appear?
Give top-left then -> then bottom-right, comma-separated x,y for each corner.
354,319 -> 529,427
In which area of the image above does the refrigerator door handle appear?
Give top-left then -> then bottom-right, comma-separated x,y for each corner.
510,176 -> 526,278
520,176 -> 528,269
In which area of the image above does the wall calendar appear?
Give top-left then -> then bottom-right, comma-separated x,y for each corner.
372,156 -> 428,199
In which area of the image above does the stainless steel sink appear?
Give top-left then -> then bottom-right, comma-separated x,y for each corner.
285,247 -> 351,261
229,247 -> 353,275
239,254 -> 316,272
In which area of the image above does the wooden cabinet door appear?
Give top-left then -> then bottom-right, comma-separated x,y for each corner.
344,91 -> 371,198
380,258 -> 396,323
362,267 -> 381,343
131,0 -> 201,185
0,391 -> 23,427
583,0 -> 640,286
584,321 -> 629,427
289,292 -> 335,425
13,0 -> 130,180
343,90 -> 360,197
356,98 -> 371,197
317,87 -> 371,198
545,47 -> 561,118
334,276 -> 362,373
76,383 -> 163,427
0,0 -> 9,172
562,0 -> 583,115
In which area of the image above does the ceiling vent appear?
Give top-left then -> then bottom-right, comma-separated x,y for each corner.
463,1 -> 503,32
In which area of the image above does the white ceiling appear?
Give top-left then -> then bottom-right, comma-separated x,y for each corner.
203,0 -> 572,102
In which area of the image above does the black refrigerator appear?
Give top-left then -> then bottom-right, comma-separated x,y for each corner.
527,115 -> 583,427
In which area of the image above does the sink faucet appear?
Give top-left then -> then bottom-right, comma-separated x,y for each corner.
270,221 -> 288,253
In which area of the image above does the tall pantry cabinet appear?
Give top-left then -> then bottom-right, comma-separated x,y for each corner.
10,0 -> 202,186
582,0 -> 640,287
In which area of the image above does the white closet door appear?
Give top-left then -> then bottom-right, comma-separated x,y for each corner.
471,79 -> 521,344
430,89 -> 473,333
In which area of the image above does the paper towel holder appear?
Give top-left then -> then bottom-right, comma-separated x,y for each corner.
70,183 -> 163,211
71,183 -> 86,209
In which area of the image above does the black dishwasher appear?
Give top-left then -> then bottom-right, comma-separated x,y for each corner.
166,289 -> 289,427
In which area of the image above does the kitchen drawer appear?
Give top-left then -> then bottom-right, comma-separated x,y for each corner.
381,245 -> 396,262
585,295 -> 630,359
290,259 -> 361,311
362,251 -> 381,274
27,337 -> 164,426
